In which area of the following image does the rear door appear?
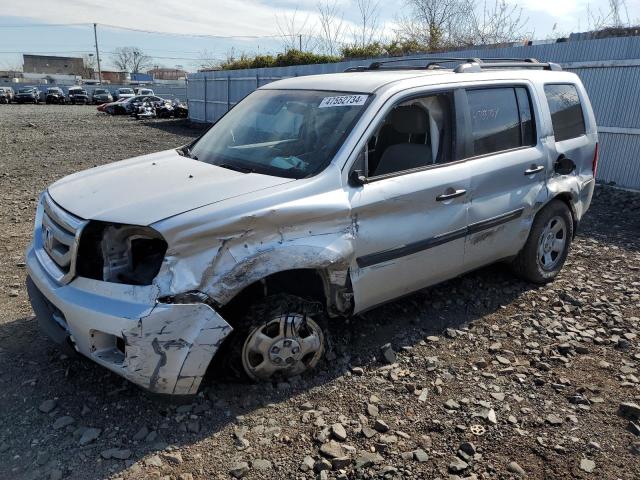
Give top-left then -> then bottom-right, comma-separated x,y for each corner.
542,83 -> 598,218
462,84 -> 549,271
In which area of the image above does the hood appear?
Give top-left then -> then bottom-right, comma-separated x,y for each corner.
47,150 -> 294,225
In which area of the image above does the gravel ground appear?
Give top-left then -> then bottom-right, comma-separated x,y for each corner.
0,104 -> 639,480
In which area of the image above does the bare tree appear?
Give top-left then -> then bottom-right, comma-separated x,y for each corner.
608,0 -> 631,26
1,59 -> 22,73
317,1 -> 347,55
275,9 -> 316,51
396,0 -> 530,50
463,0 -> 530,45
197,49 -> 221,70
396,0 -> 474,51
81,54 -> 97,78
586,0 -> 631,30
351,0 -> 382,48
111,47 -> 152,73
83,54 -> 96,71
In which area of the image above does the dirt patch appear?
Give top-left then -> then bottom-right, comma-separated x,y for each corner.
0,105 -> 638,480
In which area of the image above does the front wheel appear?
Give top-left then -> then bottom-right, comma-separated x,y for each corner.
218,295 -> 326,382
512,200 -> 574,284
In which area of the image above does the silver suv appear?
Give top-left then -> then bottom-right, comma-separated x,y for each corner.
25,58 -> 598,395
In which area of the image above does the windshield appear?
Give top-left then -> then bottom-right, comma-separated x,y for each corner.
19,88 -> 34,93
94,89 -> 107,94
119,89 -> 133,94
47,88 -> 60,93
191,89 -> 370,179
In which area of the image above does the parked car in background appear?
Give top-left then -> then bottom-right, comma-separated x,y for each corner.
0,86 -> 15,103
113,88 -> 135,100
97,97 -> 126,113
134,87 -> 154,96
24,58 -> 598,394
101,97 -> 134,115
15,86 -> 40,104
155,97 -> 188,118
103,95 -> 165,115
45,87 -> 66,104
68,87 -> 89,105
129,95 -> 168,115
91,88 -> 113,104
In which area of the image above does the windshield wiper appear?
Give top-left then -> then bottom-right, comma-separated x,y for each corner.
177,145 -> 198,160
218,163 -> 254,174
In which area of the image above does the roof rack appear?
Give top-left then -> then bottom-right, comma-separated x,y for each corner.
344,57 -> 562,73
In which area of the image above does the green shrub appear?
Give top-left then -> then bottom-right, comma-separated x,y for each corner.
340,42 -> 387,59
216,39 -> 436,70
220,49 -> 341,70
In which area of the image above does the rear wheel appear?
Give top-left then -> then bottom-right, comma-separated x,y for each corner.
512,200 -> 574,283
217,294 -> 326,382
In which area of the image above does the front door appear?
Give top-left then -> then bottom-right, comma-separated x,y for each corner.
348,89 -> 470,313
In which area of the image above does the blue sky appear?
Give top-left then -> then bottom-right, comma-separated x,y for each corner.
0,0 -> 638,72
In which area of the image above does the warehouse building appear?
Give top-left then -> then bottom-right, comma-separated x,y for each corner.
23,54 -> 87,76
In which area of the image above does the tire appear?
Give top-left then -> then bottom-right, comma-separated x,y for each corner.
214,294 -> 326,382
512,200 -> 574,284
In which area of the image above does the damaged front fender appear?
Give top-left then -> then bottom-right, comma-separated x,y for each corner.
151,180 -> 358,311
122,302 -> 232,395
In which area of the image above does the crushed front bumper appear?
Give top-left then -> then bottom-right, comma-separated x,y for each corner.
25,244 -> 233,395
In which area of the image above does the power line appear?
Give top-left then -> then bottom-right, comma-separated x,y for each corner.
0,23 -> 90,28
0,50 -> 226,62
97,23 -> 287,39
0,21 -> 296,38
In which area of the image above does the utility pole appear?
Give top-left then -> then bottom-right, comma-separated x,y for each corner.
93,23 -> 102,84
299,34 -> 302,51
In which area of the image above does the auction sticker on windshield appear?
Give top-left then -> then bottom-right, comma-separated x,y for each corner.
319,94 -> 368,108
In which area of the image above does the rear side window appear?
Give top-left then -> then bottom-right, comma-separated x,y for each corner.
544,84 -> 586,141
467,87 -> 536,156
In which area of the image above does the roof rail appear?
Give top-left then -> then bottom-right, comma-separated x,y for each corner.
344,57 -> 562,73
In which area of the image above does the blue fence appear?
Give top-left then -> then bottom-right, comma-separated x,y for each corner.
186,36 -> 640,189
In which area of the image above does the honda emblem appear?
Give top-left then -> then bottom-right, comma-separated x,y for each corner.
42,225 -> 54,252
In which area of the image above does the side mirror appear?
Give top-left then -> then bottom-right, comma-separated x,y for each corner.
349,170 -> 367,186
554,155 -> 576,175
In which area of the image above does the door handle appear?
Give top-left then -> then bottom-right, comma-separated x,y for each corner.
524,165 -> 545,176
436,189 -> 467,201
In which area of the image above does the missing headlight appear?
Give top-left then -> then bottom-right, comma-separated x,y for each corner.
77,222 -> 167,285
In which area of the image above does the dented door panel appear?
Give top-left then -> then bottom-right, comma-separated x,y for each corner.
464,145 -> 549,270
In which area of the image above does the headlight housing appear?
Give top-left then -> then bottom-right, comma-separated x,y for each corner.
76,221 -> 167,285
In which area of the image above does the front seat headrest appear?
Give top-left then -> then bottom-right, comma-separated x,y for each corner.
386,105 -> 429,135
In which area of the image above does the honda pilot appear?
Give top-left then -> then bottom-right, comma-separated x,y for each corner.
26,58 -> 598,395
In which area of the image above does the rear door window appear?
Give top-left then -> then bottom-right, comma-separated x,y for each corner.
466,87 -> 536,156
544,84 -> 586,141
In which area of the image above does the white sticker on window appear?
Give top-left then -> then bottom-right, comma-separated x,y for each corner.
319,94 -> 368,108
